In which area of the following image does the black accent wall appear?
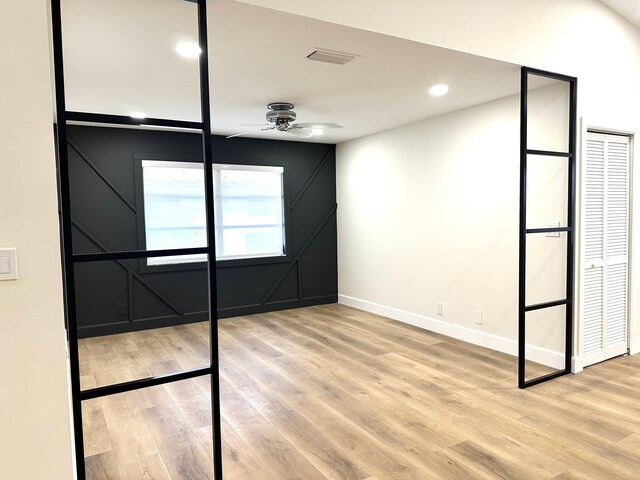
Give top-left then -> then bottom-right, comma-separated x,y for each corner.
67,125 -> 337,338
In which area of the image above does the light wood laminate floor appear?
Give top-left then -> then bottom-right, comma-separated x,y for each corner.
79,304 -> 640,479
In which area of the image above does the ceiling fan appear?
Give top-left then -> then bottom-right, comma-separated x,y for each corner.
227,102 -> 343,139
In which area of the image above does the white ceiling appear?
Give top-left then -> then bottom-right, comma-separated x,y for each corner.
599,0 -> 640,29
61,0 -> 522,143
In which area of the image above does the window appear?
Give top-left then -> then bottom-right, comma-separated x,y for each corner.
142,161 -> 207,265
141,161 -> 286,265
214,164 -> 286,259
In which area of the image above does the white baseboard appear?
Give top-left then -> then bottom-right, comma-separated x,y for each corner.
631,337 -> 640,356
338,294 -> 565,370
571,356 -> 583,373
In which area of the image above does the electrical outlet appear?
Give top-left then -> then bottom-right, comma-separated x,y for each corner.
475,310 -> 483,325
437,303 -> 443,316
117,304 -> 126,316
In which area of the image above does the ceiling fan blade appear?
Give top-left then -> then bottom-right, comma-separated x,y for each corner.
226,131 -> 253,139
294,122 -> 344,129
227,125 -> 275,138
240,123 -> 271,127
287,128 -> 313,138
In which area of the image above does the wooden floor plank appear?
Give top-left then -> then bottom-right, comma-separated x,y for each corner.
79,304 -> 640,480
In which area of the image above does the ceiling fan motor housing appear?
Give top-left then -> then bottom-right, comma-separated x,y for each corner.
266,102 -> 296,129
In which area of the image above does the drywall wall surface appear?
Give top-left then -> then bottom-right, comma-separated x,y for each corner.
242,0 -> 640,359
337,88 -> 572,358
0,1 -> 74,479
337,94 -> 520,339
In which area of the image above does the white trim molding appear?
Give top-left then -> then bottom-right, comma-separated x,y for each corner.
339,294 -> 565,370
571,356 -> 584,374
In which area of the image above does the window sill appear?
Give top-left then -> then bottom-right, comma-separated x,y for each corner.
139,253 -> 290,273
216,254 -> 289,269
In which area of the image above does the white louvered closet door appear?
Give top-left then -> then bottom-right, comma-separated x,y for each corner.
582,132 -> 630,367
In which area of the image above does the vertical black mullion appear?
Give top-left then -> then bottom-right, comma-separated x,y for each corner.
518,67 -> 528,389
50,0 -> 86,477
565,78 -> 578,373
196,1 -> 224,479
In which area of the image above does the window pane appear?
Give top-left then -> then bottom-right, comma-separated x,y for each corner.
215,166 -> 285,259
219,168 -> 283,198
525,231 -> 567,306
142,161 -> 206,265
525,154 -> 569,230
221,227 -> 284,258
526,75 -> 570,153
62,0 -> 201,122
524,305 -> 566,382
141,162 -> 286,262
74,255 -> 210,391
220,197 -> 282,227
82,378 -> 213,479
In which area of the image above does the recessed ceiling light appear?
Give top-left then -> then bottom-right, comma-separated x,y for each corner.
428,84 -> 449,96
311,128 -> 324,135
175,42 -> 201,59
130,111 -> 146,119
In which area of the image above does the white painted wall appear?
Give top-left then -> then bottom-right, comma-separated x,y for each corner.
337,87 -> 569,367
239,0 -> 640,362
336,94 -> 519,337
0,1 -> 74,479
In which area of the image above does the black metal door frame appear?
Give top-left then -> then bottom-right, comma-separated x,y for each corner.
519,66 -> 578,388
50,0 -> 224,478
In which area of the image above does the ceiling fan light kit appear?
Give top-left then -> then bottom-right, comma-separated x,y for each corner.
266,102 -> 297,130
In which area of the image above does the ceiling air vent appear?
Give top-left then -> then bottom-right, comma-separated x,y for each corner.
305,48 -> 357,65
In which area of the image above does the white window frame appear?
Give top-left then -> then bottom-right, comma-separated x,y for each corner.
213,163 -> 286,261
141,160 -> 286,266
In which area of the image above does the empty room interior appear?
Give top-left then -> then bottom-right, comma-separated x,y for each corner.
3,0 -> 640,479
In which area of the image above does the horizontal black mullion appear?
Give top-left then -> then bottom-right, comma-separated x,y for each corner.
73,247 -> 210,263
80,366 -> 212,401
65,111 -> 203,130
526,227 -> 572,234
525,298 -> 570,312
524,66 -> 577,83
523,369 -> 569,388
526,149 -> 574,158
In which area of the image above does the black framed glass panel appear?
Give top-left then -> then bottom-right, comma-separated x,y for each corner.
81,379 -> 213,479
60,0 -> 201,122
526,76 -> 570,154
75,254 -> 210,391
51,0 -> 223,477
519,67 -> 577,388
525,154 -> 569,230
525,231 -> 568,307
524,305 -> 567,382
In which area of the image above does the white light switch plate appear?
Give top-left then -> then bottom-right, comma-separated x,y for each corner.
0,248 -> 18,281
